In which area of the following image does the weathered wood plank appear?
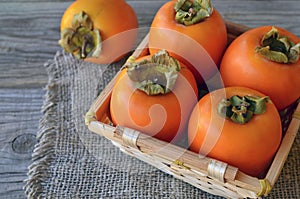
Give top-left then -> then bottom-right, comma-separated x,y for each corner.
0,88 -> 44,199
213,0 -> 300,35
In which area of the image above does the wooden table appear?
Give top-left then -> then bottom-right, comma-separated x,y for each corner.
1,0 -> 299,198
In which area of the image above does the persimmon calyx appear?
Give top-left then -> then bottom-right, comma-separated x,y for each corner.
59,11 -> 102,59
126,50 -> 181,95
218,95 -> 270,124
174,0 -> 213,26
256,26 -> 300,63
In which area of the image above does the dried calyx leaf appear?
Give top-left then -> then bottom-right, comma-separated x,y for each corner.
126,50 -> 181,95
218,95 -> 270,124
59,11 -> 102,59
174,0 -> 213,26
256,26 -> 300,63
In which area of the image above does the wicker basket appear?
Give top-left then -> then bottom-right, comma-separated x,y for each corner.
85,21 -> 300,199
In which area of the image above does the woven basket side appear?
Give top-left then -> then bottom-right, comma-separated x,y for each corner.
104,127 -> 259,199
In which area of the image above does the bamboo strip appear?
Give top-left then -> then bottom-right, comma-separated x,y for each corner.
135,132 -> 239,181
265,103 -> 300,187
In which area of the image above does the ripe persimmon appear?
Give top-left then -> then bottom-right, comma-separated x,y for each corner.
220,26 -> 300,110
149,0 -> 227,85
188,87 -> 282,177
59,0 -> 138,64
110,50 -> 198,143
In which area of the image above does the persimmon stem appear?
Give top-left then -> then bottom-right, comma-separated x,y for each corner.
58,11 -> 102,59
125,50 -> 181,95
81,36 -> 88,58
218,95 -> 270,124
256,26 -> 300,64
174,0 -> 213,26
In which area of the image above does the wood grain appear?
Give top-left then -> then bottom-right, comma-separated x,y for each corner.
0,0 -> 299,198
0,89 -> 44,199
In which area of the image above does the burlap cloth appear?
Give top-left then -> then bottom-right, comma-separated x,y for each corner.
24,50 -> 299,199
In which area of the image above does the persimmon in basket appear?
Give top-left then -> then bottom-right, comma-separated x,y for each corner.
110,50 -> 198,143
149,0 -> 227,85
220,26 -> 300,110
188,86 -> 282,177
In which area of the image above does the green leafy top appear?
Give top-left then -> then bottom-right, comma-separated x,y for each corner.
174,0 -> 213,26
256,26 -> 300,64
218,95 -> 270,124
126,50 -> 181,95
59,11 -> 102,59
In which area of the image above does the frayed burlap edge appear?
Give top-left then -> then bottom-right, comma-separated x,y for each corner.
24,51 -> 65,199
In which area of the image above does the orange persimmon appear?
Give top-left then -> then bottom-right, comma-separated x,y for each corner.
109,50 -> 198,143
188,87 -> 282,177
149,0 -> 227,85
220,26 -> 300,110
59,0 -> 138,64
